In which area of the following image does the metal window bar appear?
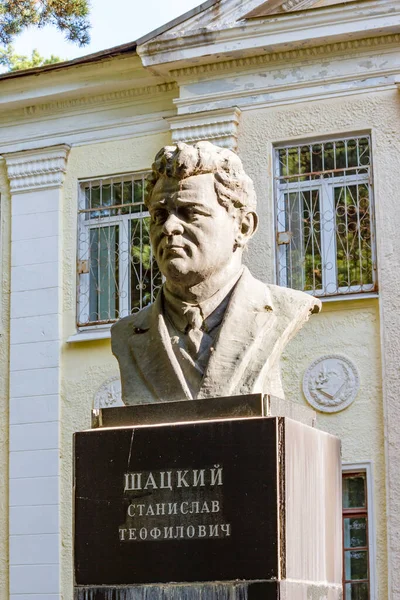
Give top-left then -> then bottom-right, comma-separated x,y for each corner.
77,173 -> 162,327
274,136 -> 377,297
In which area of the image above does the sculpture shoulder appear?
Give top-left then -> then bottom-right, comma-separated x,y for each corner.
111,304 -> 153,355
265,283 -> 322,317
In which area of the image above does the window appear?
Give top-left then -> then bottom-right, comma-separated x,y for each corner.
77,173 -> 162,327
342,471 -> 371,600
274,136 -> 377,297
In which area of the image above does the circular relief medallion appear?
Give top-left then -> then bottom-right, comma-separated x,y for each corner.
94,376 -> 123,409
303,355 -> 359,413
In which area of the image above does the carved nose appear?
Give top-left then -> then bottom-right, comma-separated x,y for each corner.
162,214 -> 184,236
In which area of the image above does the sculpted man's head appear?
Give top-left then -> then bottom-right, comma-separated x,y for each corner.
146,141 -> 258,298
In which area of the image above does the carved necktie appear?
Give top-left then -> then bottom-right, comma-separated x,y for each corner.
183,305 -> 212,359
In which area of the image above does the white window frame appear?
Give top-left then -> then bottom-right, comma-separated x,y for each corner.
274,135 -> 377,298
71,172 -> 160,341
342,462 -> 377,600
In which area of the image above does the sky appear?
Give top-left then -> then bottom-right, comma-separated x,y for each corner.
11,0 -> 203,61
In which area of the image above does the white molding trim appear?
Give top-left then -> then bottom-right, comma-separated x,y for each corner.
170,34 -> 400,81
281,0 -> 315,11
342,462 -> 377,600
0,110 -> 174,155
23,82 -> 177,119
175,71 -> 399,116
67,324 -> 112,343
167,107 -> 241,150
4,145 -> 70,193
138,0 -> 400,69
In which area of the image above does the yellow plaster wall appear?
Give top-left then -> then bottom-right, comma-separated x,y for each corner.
60,131 -> 171,598
0,160 -> 10,600
238,91 -> 393,598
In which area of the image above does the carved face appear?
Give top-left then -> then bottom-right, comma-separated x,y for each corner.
148,173 -> 239,286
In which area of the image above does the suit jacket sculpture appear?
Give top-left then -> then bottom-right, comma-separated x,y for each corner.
112,267 -> 320,403
111,141 -> 321,405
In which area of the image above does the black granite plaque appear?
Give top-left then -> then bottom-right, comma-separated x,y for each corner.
74,418 -> 280,586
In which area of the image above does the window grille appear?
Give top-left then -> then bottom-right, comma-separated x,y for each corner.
342,471 -> 370,600
274,136 -> 377,297
77,173 -> 162,327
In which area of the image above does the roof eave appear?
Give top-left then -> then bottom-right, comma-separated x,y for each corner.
0,41 -> 137,81
0,0 -> 216,81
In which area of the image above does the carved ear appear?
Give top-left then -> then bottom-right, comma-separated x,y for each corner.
235,211 -> 258,247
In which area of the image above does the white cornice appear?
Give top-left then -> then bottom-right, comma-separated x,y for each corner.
173,34 -> 400,115
167,107 -> 241,150
0,110 -> 173,155
170,34 -> 400,81
22,82 -> 177,119
137,0 -> 400,72
281,0 -> 316,10
175,77 -> 398,116
0,54 -> 168,114
3,145 -> 70,193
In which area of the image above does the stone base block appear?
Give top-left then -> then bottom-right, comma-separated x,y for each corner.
74,414 -> 342,595
75,581 -> 342,600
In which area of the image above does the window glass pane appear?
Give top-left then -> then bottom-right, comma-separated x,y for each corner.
287,146 -> 300,177
335,140 -> 346,172
323,142 -> 335,172
344,550 -> 368,581
335,184 -> 373,290
358,138 -> 370,166
134,179 -> 144,204
283,190 -> 322,292
345,582 -> 369,600
88,185 -> 101,218
346,139 -> 358,168
84,186 -> 90,210
311,144 -> 323,174
344,517 -> 368,549
278,148 -> 288,177
89,226 -> 118,322
113,182 -> 122,205
123,181 -> 133,203
102,183 -> 112,207
120,181 -> 133,215
130,216 -> 162,313
343,474 -> 366,509
299,145 -> 311,178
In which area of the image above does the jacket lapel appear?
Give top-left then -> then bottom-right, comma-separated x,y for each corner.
128,292 -> 192,402
198,268 -> 277,399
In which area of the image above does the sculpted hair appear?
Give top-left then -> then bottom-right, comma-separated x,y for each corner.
145,141 -> 257,214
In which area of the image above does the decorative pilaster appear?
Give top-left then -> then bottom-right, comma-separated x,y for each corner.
4,144 -> 69,600
5,145 -> 69,193
167,107 -> 241,150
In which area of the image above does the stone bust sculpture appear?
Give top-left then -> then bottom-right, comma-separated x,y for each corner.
111,141 -> 321,404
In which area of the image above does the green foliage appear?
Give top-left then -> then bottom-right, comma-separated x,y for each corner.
0,0 -> 90,47
0,43 -> 62,71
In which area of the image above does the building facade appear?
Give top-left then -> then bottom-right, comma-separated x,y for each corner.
0,0 -> 399,598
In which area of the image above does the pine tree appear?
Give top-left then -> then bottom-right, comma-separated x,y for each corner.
0,44 -> 62,71
0,0 -> 90,47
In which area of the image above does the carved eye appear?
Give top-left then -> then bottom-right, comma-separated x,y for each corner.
179,206 -> 201,221
151,209 -> 167,225
133,326 -> 147,334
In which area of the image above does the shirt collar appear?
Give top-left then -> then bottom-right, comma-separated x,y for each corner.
163,268 -> 244,333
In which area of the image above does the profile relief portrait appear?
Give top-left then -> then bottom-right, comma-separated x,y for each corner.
111,141 -> 321,404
